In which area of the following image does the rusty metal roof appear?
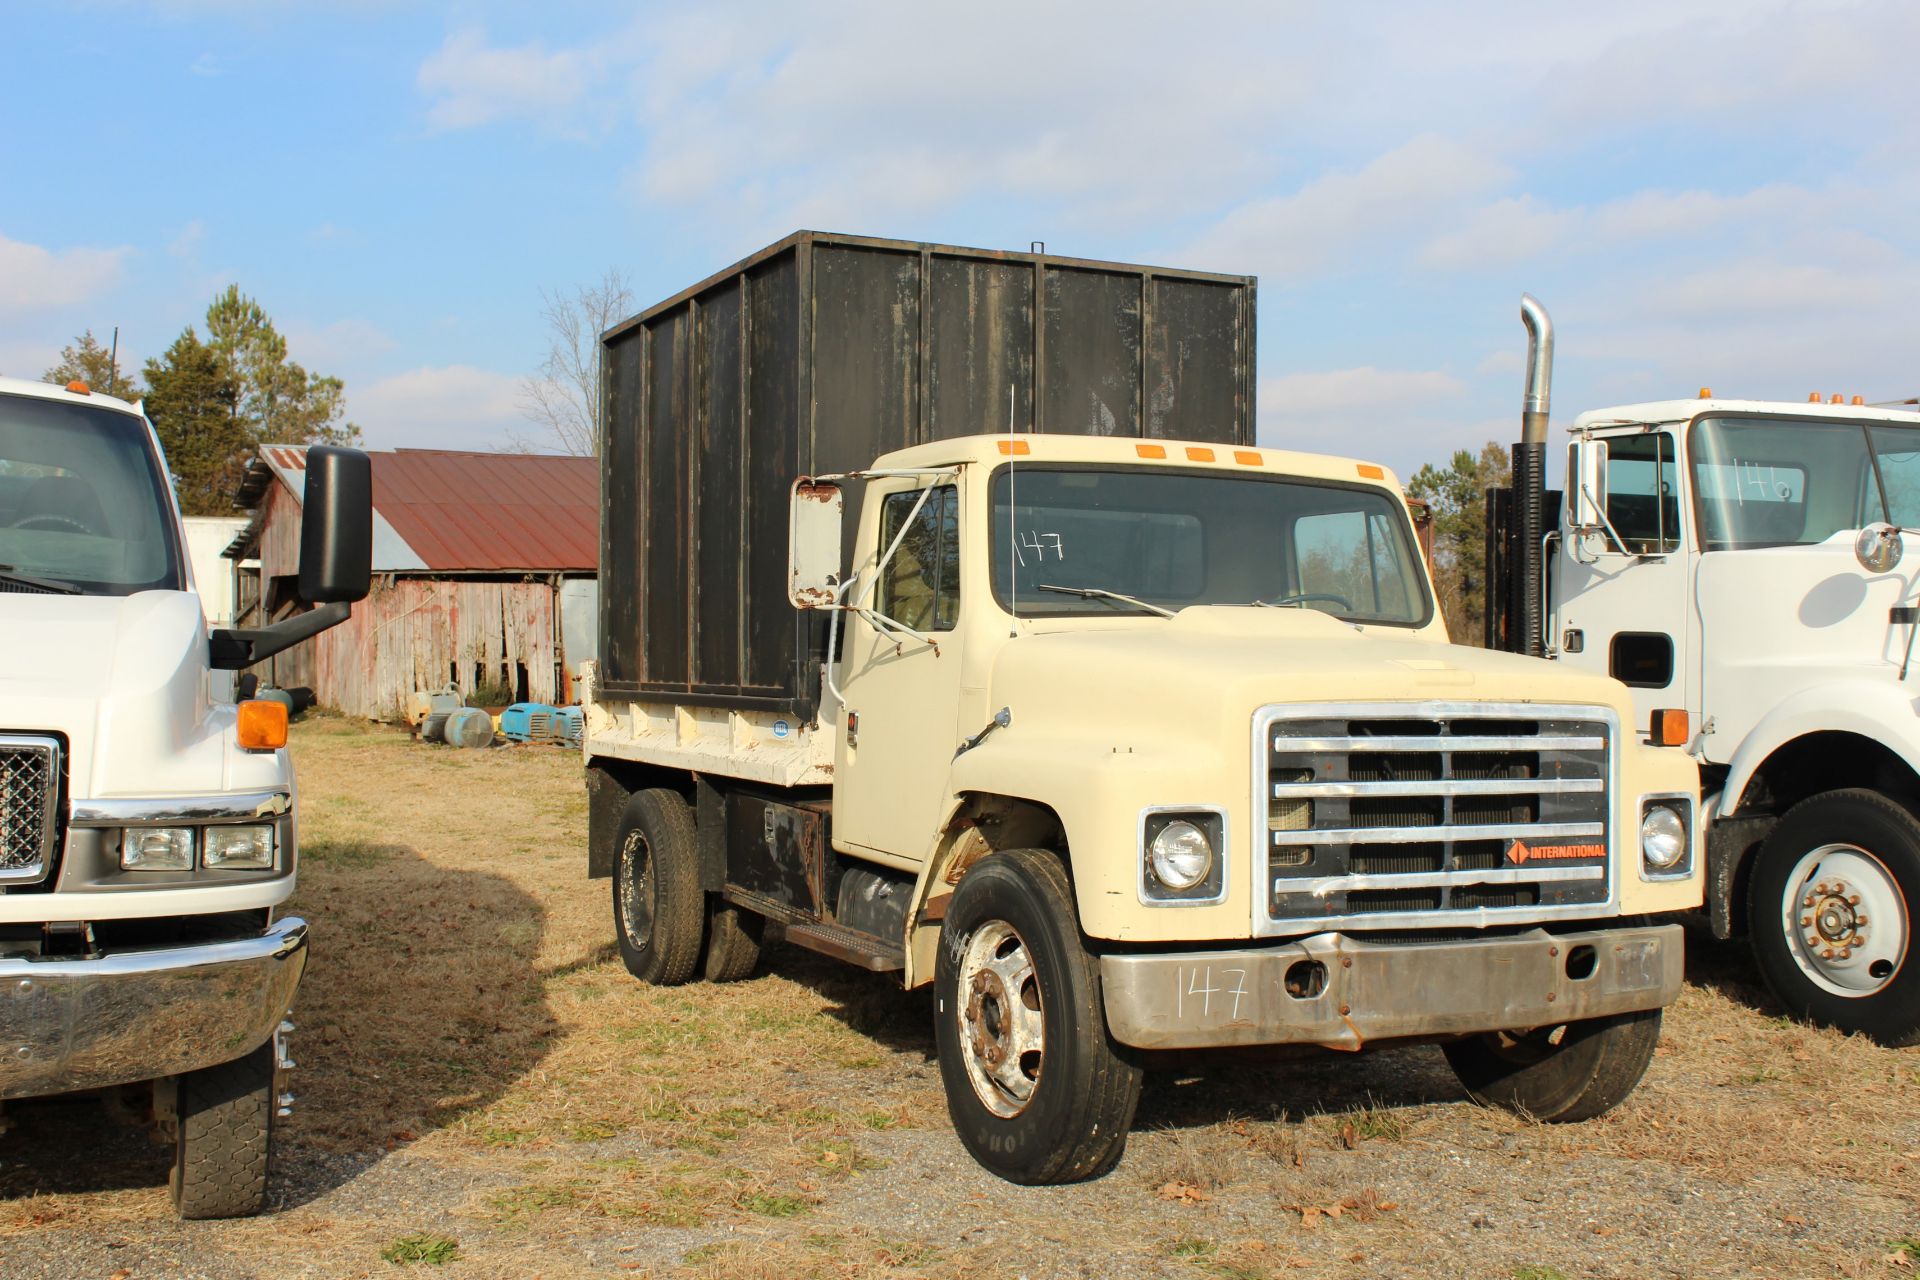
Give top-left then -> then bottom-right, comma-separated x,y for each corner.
376,448 -> 598,571
231,445 -> 598,572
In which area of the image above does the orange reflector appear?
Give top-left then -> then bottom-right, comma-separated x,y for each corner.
1233,450 -> 1262,466
997,439 -> 1030,456
1135,443 -> 1166,459
1651,709 -> 1689,747
1356,463 -> 1385,480
1185,446 -> 1215,462
65,380 -> 90,395
1698,387 -> 1712,399
237,699 -> 289,751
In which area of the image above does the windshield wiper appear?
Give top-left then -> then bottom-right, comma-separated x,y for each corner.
0,565 -> 81,595
1036,584 -> 1176,618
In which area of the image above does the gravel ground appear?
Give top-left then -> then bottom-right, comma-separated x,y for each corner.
1,719 -> 1915,1279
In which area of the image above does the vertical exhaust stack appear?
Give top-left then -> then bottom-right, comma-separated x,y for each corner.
1514,294 -> 1553,657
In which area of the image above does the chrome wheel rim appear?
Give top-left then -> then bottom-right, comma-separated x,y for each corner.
956,920 -> 1045,1118
618,830 -> 655,950
1781,843 -> 1909,997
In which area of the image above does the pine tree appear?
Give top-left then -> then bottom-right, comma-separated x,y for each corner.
1406,441 -> 1511,645
43,330 -> 142,401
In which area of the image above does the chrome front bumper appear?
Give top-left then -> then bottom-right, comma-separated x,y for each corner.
1100,923 -> 1682,1051
0,917 -> 307,1100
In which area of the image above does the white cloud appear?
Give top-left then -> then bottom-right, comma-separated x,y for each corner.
349,365 -> 525,451
0,232 -> 129,317
168,219 -> 205,258
1419,195 -> 1578,271
416,27 -> 596,132
1183,136 -> 1511,280
1258,367 -> 1472,468
283,318 -> 397,370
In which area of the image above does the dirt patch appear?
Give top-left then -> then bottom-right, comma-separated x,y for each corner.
1,716 -> 1915,1278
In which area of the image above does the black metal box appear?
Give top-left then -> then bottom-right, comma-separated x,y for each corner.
599,230 -> 1257,719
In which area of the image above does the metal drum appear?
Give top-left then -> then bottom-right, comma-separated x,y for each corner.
443,706 -> 494,749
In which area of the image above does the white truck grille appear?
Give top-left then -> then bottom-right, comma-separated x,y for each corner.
1254,702 -> 1615,936
0,735 -> 61,884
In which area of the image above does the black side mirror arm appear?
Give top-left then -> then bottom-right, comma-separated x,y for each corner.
209,600 -> 352,671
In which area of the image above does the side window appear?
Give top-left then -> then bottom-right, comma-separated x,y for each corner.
879,485 -> 959,632
1870,427 -> 1920,527
1603,434 -> 1680,553
1293,508 -> 1422,618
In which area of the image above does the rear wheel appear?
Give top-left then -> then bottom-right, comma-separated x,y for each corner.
171,1042 -> 274,1219
933,848 -> 1142,1184
1748,789 -> 1918,1046
1443,1008 -> 1661,1122
613,789 -> 704,986
702,901 -> 765,982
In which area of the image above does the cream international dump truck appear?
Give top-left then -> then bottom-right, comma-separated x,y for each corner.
580,234 -> 1704,1184
1486,295 -> 1920,1046
0,373 -> 370,1216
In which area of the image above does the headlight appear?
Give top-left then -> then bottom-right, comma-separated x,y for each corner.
1149,820 -> 1214,891
122,827 -> 194,871
205,824 -> 276,869
1640,804 -> 1687,871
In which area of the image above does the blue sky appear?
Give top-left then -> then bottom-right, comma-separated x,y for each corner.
4,0 -> 1918,477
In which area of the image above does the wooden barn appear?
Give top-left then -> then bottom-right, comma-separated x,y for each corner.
226,444 -> 599,719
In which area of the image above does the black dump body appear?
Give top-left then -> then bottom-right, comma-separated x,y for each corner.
599,230 -> 1257,720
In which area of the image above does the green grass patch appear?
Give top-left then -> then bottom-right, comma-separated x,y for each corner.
740,1190 -> 810,1218
1892,1239 -> 1920,1261
1170,1238 -> 1216,1259
568,1120 -> 620,1142
1513,1267 -> 1570,1280
861,1110 -> 902,1130
380,1234 -> 460,1265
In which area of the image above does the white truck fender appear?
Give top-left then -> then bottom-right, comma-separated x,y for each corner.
1715,677 -> 1920,818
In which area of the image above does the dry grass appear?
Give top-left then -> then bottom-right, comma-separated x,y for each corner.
1,714 -> 1916,1279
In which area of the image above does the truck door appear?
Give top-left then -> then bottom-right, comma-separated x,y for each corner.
832,480 -> 969,862
1554,429 -> 1698,735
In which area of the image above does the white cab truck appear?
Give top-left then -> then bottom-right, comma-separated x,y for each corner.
1486,297 -> 1920,1046
0,375 -> 370,1216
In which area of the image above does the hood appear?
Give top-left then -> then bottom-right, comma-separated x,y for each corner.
991,605 -> 1630,741
0,590 -> 236,798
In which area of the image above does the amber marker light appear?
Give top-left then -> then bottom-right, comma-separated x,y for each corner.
66,380 -> 90,394
1356,463 -> 1385,480
996,439 -> 1030,456
1651,709 -> 1689,747
1698,387 -> 1713,399
1185,446 -> 1215,462
1135,443 -> 1166,459
1234,450 -> 1262,466
237,699 -> 289,751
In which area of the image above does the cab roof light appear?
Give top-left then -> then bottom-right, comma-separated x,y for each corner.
1135,443 -> 1167,459
237,699 -> 289,752
1234,450 -> 1263,466
1651,708 -> 1689,747
996,439 -> 1030,456
1185,446 -> 1215,462
1357,463 -> 1385,480
66,380 -> 90,395
1809,392 -> 1822,403
1698,387 -> 1712,399
1853,395 -> 1866,406
1831,393 -> 1845,404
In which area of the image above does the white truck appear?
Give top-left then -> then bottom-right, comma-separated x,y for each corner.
1486,297 -> 1920,1046
0,374 -> 370,1216
582,235 -> 1706,1184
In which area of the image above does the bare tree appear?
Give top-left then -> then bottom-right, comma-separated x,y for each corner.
518,269 -> 633,455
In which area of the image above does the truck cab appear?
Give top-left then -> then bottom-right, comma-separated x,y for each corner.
1537,392 -> 1920,1044
0,375 -> 370,1216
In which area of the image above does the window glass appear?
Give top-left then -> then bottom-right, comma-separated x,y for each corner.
0,393 -> 181,594
1602,433 -> 1680,553
1870,426 -> 1920,527
1690,417 -> 1866,550
990,466 -> 1429,626
878,485 -> 959,632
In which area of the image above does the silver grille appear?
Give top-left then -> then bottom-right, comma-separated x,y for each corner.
1253,702 -> 1615,936
0,735 -> 61,884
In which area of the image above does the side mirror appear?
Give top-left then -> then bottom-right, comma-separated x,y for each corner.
1856,522 -> 1904,574
299,445 -> 372,604
788,478 -> 845,608
1569,438 -> 1609,531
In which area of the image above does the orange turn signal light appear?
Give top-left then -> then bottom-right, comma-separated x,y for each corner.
237,699 -> 289,751
1651,708 -> 1689,747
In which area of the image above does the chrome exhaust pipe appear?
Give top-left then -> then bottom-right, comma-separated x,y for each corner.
1512,295 -> 1553,656
1521,293 -> 1553,447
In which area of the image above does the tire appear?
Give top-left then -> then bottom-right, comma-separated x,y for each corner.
172,1042 -> 274,1219
1746,789 -> 1919,1046
702,901 -> 765,982
613,789 -> 704,986
1443,1008 -> 1661,1122
933,848 -> 1143,1184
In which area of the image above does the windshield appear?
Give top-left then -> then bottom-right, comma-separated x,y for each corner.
990,465 -> 1430,626
1690,414 -> 1920,550
0,393 -> 183,595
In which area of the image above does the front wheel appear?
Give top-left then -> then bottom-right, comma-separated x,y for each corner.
1748,789 -> 1918,1046
933,848 -> 1142,1185
171,1041 -> 275,1219
1443,1008 -> 1661,1122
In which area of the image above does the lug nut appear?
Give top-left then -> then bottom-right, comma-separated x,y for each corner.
1839,948 -> 1852,960
1848,895 -> 1861,906
1801,917 -> 1813,928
